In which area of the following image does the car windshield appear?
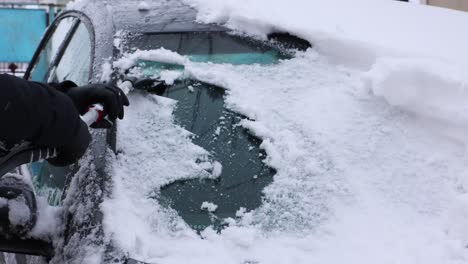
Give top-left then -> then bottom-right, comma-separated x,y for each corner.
124,32 -> 285,231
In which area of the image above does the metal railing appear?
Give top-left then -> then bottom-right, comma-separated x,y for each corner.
0,2 -> 66,76
0,62 -> 29,77
0,0 -> 67,6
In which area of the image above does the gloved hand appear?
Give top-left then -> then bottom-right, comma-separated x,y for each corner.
47,119 -> 91,166
45,82 -> 129,166
64,83 -> 130,124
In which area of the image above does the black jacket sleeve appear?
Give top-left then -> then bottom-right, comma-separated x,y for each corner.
0,74 -> 88,152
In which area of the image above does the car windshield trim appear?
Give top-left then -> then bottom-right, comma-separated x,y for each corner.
25,11 -> 96,81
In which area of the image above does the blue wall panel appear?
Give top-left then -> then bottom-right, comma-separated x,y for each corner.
0,8 -> 46,62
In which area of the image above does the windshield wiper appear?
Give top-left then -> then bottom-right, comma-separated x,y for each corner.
124,77 -> 169,95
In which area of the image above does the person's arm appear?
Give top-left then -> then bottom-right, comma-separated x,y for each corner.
0,74 -> 129,166
0,74 -> 91,166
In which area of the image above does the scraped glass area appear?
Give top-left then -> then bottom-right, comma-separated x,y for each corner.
126,31 -> 288,231
157,79 -> 275,231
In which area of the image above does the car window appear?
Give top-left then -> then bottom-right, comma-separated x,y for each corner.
128,32 -> 290,65
29,17 -> 77,82
48,22 -> 92,85
28,20 -> 92,207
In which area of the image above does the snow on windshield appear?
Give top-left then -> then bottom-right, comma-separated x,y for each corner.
97,1 -> 468,264
113,48 -> 187,71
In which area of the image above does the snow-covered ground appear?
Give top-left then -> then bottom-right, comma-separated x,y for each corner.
98,0 -> 468,263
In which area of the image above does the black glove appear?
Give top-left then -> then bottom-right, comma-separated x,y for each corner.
47,119 -> 91,166
64,83 -> 130,123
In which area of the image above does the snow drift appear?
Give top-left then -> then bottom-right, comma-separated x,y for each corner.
60,0 -> 468,263
185,0 -> 468,141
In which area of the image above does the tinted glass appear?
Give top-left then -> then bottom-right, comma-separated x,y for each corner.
29,17 -> 77,82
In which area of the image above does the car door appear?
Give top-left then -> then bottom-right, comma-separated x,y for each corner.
24,13 -> 93,206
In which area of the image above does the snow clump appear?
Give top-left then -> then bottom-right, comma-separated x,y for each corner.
137,1 -> 150,11
201,202 -> 218,213
8,196 -> 31,227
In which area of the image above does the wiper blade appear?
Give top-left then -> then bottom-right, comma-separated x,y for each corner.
124,77 -> 169,95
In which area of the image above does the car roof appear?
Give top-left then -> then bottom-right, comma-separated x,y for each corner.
69,0 -> 226,34
62,0 -> 229,82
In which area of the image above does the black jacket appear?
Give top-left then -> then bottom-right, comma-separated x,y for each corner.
0,74 -> 89,163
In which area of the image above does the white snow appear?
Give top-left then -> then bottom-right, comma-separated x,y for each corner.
8,196 -> 31,227
101,92 -> 227,257
185,0 -> 468,69
214,126 -> 221,136
201,202 -> 218,213
137,1 -> 150,11
211,161 -> 223,178
113,30 -> 124,54
235,207 -> 246,217
118,79 -> 134,95
445,194 -> 468,247
100,61 -> 113,83
113,48 -> 187,72
28,197 -> 63,241
159,70 -> 183,85
364,57 -> 468,143
90,0 -> 468,263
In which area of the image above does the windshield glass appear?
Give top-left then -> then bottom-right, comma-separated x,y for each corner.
127,32 -> 289,66
123,32 -> 284,231
157,79 -> 275,231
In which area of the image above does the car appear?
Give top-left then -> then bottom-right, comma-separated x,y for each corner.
0,0 -> 310,263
